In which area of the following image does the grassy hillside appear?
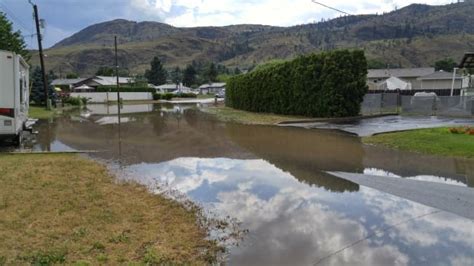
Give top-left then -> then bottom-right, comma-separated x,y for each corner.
30,2 -> 474,76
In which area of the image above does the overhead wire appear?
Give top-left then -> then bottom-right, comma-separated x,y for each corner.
311,0 -> 352,16
0,1 -> 34,34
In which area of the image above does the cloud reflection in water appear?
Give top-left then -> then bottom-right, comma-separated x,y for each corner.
122,158 -> 474,266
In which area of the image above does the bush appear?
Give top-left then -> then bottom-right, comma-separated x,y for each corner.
64,96 -> 88,106
153,93 -> 162,100
175,93 -> 197,98
226,50 -> 368,118
162,93 -> 174,100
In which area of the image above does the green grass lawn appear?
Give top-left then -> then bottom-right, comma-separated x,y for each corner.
202,106 -> 306,125
364,127 -> 474,158
28,106 -> 56,119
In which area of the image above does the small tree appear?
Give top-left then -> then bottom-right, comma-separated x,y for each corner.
30,66 -> 55,105
434,58 -> 457,72
182,65 -> 197,87
66,73 -> 79,79
204,63 -> 218,83
0,12 -> 29,60
171,67 -> 182,85
145,57 -> 167,85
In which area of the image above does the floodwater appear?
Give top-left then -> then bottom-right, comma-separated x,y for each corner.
15,104 -> 474,265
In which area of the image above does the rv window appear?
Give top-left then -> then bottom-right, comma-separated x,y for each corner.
20,78 -> 24,103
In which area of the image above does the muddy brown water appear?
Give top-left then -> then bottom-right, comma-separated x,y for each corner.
9,103 -> 474,265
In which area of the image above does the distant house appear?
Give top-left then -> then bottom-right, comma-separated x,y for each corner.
368,68 -> 435,90
417,71 -> 465,90
155,83 -> 192,94
51,78 -> 86,92
199,82 -> 226,94
52,76 -> 135,92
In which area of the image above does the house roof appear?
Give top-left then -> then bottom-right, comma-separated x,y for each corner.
417,71 -> 463,81
368,68 -> 435,79
94,76 -> 134,85
51,78 -> 86,86
156,84 -> 192,90
199,82 -> 226,89
459,52 -> 474,68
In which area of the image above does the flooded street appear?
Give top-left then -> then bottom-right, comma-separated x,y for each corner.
21,104 -> 474,265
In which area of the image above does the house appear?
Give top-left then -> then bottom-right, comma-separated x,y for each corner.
51,78 -> 86,92
199,82 -> 226,94
73,76 -> 135,90
368,68 -> 435,90
155,83 -> 193,94
417,71 -> 464,90
52,76 -> 135,92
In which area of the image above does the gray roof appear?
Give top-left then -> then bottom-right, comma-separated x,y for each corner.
156,84 -> 192,90
417,71 -> 463,81
94,76 -> 134,85
368,68 -> 435,79
199,82 -> 226,89
51,78 -> 86,86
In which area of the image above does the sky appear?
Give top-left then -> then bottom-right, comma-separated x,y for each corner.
0,0 -> 454,48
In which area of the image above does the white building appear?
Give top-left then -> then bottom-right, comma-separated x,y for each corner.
199,82 -> 226,94
368,68 -> 435,90
155,83 -> 193,94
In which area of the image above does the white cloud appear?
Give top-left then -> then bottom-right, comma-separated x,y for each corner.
129,0 -> 455,27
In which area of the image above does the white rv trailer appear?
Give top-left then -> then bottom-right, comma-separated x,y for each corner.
0,50 -> 30,143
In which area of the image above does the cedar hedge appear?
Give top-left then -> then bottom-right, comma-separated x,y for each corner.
226,50 -> 368,117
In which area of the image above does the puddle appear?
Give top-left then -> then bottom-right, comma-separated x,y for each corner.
10,103 -> 474,265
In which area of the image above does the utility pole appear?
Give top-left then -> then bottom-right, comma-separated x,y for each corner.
29,1 -> 50,110
114,36 -> 122,160
114,36 -> 121,121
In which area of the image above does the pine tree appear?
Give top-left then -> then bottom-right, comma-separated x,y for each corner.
182,65 -> 197,87
30,66 -> 55,105
145,57 -> 167,85
204,63 -> 218,83
0,12 -> 29,60
171,67 -> 182,85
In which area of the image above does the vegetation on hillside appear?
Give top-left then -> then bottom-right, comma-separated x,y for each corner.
226,50 -> 368,118
364,127 -> 474,158
0,154 -> 220,265
30,2 -> 474,75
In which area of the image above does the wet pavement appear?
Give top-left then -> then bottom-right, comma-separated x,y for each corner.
4,103 -> 474,265
281,115 -> 474,136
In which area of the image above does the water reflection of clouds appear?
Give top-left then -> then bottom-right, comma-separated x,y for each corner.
123,158 -> 474,266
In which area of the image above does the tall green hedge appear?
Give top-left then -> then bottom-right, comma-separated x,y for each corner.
226,50 -> 368,117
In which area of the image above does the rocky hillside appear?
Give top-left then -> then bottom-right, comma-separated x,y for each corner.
31,1 -> 474,76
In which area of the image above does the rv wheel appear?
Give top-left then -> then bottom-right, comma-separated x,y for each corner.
14,132 -> 23,147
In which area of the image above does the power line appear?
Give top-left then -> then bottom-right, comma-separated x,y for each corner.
312,210 -> 441,265
311,0 -> 352,16
0,2 -> 34,34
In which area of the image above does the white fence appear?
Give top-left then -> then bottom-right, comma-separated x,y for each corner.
71,92 -> 153,103
362,93 -> 474,117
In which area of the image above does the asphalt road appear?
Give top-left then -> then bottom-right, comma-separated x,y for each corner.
328,171 -> 474,220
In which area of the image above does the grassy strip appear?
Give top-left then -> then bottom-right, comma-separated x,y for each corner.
363,127 -> 474,158
202,106 -> 306,125
28,106 -> 57,119
0,154 -> 219,265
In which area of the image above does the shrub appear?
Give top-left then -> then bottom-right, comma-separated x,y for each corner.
226,50 -> 368,118
64,96 -> 88,106
162,93 -> 174,101
153,93 -> 162,100
175,93 -> 197,98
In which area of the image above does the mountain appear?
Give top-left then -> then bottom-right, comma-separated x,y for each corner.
31,1 -> 474,76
